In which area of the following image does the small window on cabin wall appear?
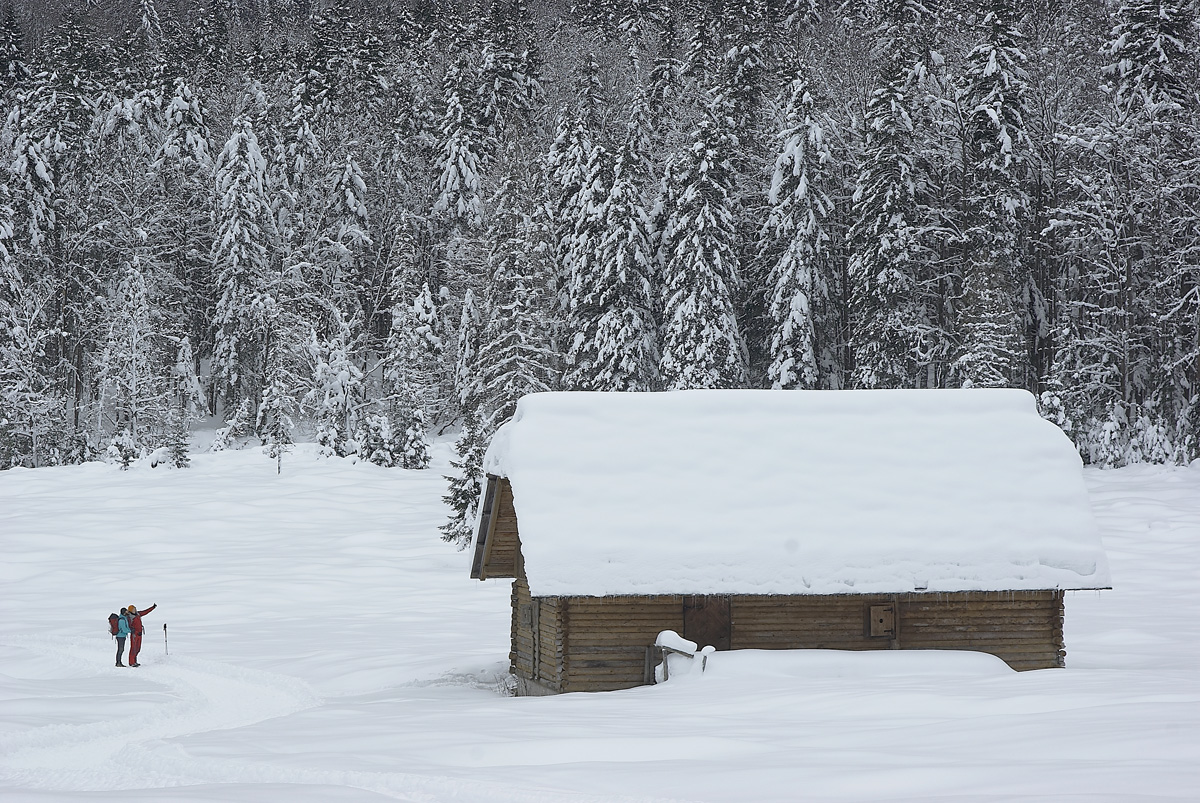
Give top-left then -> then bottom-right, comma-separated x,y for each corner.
868,604 -> 895,638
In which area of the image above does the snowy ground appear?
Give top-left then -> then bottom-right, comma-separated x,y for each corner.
2,444 -> 1198,802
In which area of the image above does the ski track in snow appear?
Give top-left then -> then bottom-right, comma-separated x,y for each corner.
0,638 -> 673,803
0,634 -> 321,790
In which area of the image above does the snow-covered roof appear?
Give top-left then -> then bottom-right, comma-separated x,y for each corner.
481,389 -> 1111,598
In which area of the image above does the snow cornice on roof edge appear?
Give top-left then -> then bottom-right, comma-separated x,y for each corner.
479,389 -> 1111,598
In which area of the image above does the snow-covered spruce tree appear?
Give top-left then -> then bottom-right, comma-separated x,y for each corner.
713,4 -> 767,165
657,117 -> 747,390
683,4 -> 720,82
153,78 -> 215,356
1046,0 -> 1198,465
304,311 -> 363,458
568,140 -> 659,391
476,175 -> 557,427
157,335 -> 207,469
378,283 -> 438,469
162,399 -> 191,468
1104,0 -> 1199,460
398,398 -> 432,469
433,61 -> 484,232
643,13 -> 682,137
453,286 -> 482,411
847,0 -> 936,389
385,280 -> 445,420
93,262 -> 170,455
440,409 -> 487,548
562,141 -> 612,389
477,0 -> 542,153
171,335 -> 208,422
355,413 -> 396,468
616,0 -> 668,74
0,0 -> 28,100
0,173 -> 62,467
759,71 -> 833,390
952,0 -> 1031,390
320,150 -> 372,310
270,46 -> 324,274
545,108 -> 595,299
257,346 -> 296,475
211,92 -> 276,414
1020,0 -> 1105,397
210,397 -> 252,452
3,97 -> 72,465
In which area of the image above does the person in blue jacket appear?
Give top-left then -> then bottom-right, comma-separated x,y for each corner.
115,607 -> 132,667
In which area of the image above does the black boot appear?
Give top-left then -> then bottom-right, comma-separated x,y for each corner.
116,662 -> 125,667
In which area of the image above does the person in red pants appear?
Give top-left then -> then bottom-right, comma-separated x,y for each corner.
127,603 -> 157,667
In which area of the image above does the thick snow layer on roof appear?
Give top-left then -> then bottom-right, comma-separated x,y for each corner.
481,389 -> 1110,597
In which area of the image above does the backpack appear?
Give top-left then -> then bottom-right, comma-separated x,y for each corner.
108,613 -> 121,636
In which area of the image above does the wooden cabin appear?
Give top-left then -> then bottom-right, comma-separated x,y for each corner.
470,389 -> 1110,695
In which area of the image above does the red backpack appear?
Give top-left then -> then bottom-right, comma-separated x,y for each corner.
108,613 -> 121,636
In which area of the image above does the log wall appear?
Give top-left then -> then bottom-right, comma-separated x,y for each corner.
896,591 -> 1065,672
510,553 -> 565,692
509,590 -> 1067,694
559,595 -> 684,693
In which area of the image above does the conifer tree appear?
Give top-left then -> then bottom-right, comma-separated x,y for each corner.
440,409 -> 487,548
568,141 -> 659,391
1046,0 -> 1198,464
258,349 -> 295,474
760,72 -> 833,390
953,0 -> 1032,389
454,287 -> 482,410
93,262 -> 169,451
154,77 -> 215,356
433,62 -> 484,231
657,117 -> 747,389
304,312 -> 363,458
476,176 -> 557,426
211,94 -> 275,411
847,0 -> 935,389
0,1 -> 28,100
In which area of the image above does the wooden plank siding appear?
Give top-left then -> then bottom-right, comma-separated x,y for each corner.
510,550 -> 565,694
560,596 -> 684,693
508,590 -> 1066,694
897,591 -> 1065,671
479,479 -> 519,580
486,480 -> 1066,693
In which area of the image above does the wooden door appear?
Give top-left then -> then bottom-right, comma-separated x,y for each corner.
683,596 -> 731,650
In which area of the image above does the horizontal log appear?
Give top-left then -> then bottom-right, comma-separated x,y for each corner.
567,607 -> 683,615
901,621 -> 1059,632
571,662 -> 645,673
900,643 -> 1061,653
900,616 -> 1059,627
568,649 -> 649,659
901,630 -> 1061,642
567,601 -> 684,611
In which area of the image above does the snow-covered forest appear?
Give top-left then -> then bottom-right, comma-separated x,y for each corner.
1,0 -> 1198,482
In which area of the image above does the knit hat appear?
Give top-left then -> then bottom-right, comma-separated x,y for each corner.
128,605 -> 137,614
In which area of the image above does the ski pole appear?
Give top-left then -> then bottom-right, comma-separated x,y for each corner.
163,623 -> 169,656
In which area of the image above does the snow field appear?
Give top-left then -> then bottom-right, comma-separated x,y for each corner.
1,445 -> 1199,801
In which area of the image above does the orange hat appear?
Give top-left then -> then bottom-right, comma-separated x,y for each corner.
128,605 -> 137,614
